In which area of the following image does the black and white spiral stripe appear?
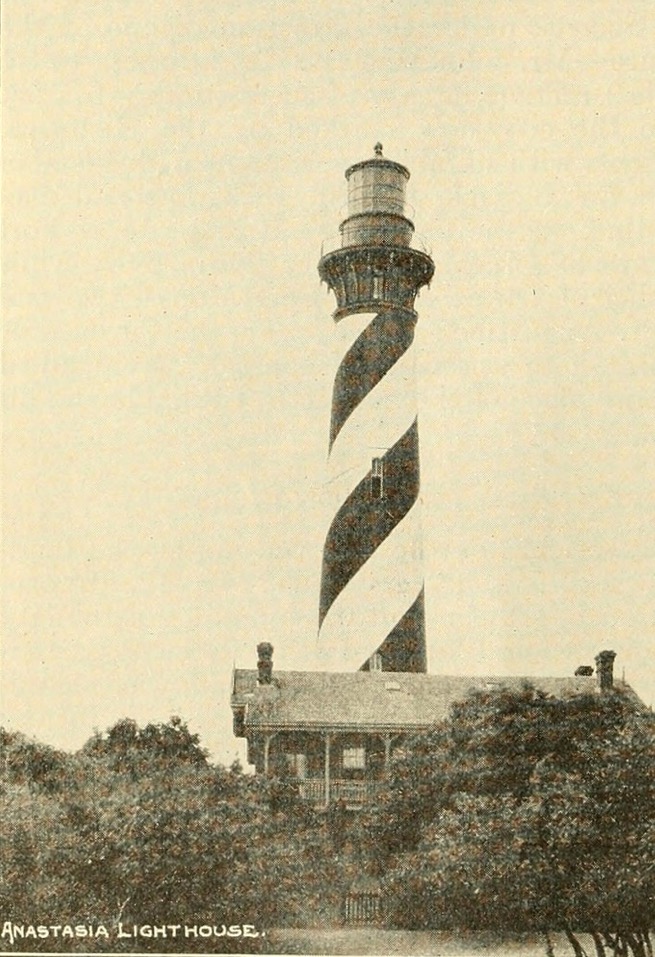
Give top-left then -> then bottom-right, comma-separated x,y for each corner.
318,308 -> 426,673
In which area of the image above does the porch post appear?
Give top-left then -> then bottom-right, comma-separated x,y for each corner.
383,734 -> 392,772
324,732 -> 331,808
263,732 -> 278,774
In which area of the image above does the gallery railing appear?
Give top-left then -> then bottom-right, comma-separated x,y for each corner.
297,779 -> 379,806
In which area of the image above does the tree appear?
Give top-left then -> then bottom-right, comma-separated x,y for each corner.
1,728 -> 69,795
375,686 -> 655,957
1,719 -> 345,952
81,715 -> 209,774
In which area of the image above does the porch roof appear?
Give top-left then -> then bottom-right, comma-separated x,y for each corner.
231,669 -> 601,732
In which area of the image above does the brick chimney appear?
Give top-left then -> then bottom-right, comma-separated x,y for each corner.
257,642 -> 273,685
595,649 -> 616,692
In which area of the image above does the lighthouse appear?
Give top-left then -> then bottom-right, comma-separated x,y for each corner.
317,145 -> 434,673
231,150 -> 638,797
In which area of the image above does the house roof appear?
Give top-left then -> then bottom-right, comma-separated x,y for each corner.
231,668 -> 618,733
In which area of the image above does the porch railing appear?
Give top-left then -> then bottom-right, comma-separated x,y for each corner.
297,779 -> 379,806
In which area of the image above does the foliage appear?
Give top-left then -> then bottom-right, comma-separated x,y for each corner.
1,729 -> 69,795
0,718 -> 342,953
374,686 -> 655,957
80,715 -> 209,773
5,692 -> 651,955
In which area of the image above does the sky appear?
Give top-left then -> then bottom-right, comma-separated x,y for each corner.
3,0 -> 655,765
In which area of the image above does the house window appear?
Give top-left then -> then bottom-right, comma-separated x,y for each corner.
371,457 -> 383,499
286,753 -> 307,778
342,747 -> 366,770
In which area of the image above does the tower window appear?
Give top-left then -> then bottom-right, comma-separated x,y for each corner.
371,457 -> 384,499
372,273 -> 383,300
369,652 -> 383,671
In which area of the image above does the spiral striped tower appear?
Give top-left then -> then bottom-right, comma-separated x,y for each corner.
317,145 -> 434,674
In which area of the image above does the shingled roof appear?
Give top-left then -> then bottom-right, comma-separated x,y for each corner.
231,668 -> 603,732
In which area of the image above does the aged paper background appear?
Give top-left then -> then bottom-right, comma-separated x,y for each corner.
2,0 -> 654,950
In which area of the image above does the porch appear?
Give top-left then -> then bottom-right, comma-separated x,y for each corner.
259,729 -> 402,808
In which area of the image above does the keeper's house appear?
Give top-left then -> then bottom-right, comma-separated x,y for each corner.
231,644 -> 635,809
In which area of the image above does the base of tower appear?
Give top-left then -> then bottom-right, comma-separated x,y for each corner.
359,587 -> 427,673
